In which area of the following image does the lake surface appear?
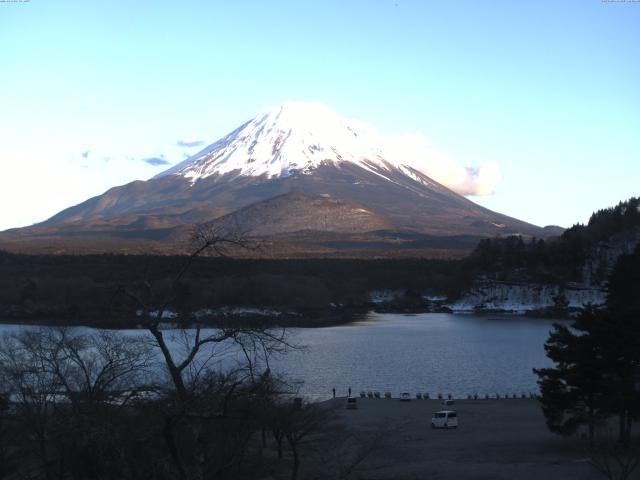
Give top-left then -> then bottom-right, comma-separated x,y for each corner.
271,312 -> 560,398
0,312 -> 562,399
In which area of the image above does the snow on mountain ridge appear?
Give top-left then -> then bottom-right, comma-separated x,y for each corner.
157,101 -> 412,183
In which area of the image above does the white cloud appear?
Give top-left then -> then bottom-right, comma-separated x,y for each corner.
380,133 -> 501,196
0,144 -> 167,230
143,156 -> 171,166
176,138 -> 205,147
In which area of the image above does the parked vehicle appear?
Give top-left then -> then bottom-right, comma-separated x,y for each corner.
400,392 -> 411,401
442,399 -> 455,406
431,410 -> 458,429
346,397 -> 358,410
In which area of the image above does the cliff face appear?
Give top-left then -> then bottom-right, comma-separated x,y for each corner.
581,228 -> 640,285
449,227 -> 640,315
448,281 -> 606,314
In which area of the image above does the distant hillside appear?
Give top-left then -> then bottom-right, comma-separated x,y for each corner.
463,197 -> 640,285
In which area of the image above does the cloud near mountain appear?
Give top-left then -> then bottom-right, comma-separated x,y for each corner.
176,138 -> 205,147
380,133 -> 501,196
143,156 -> 171,166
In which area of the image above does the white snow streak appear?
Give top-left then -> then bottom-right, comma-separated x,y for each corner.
156,101 -> 500,196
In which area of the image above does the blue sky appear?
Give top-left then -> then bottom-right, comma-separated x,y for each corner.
0,0 -> 638,230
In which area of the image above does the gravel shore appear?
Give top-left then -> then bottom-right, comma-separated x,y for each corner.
329,397 -> 602,479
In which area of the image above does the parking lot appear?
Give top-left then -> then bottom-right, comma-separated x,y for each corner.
331,397 -> 601,479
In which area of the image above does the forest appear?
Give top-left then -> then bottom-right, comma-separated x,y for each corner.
0,197 -> 638,326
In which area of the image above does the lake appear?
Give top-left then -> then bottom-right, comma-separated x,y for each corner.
0,312 -> 562,399
271,312 -> 561,398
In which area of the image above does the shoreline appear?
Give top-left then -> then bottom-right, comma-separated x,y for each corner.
0,307 -> 571,330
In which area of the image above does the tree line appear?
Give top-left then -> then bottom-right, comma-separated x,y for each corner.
467,197 -> 640,285
0,252 -> 462,325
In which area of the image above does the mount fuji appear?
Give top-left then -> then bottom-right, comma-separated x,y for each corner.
0,102 -> 557,257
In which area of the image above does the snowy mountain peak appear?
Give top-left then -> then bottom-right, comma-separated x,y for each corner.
157,101 -> 395,182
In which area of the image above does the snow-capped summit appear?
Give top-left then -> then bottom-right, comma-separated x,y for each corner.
157,101 -> 397,182
19,101 -> 551,256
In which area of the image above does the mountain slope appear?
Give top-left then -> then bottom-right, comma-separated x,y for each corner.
210,192 -> 393,236
1,102 -> 554,256
156,101 -> 393,181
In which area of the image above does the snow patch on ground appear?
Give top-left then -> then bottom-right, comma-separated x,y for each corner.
368,290 -> 405,304
422,294 -> 447,302
194,307 -> 293,319
135,309 -> 178,319
448,282 -> 606,313
135,307 -> 295,320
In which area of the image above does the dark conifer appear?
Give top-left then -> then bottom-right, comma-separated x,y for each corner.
535,246 -> 640,446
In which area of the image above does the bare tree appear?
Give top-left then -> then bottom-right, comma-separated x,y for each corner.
0,227 -> 313,480
120,224 -> 284,401
114,225 -> 296,479
272,402 -> 390,480
282,402 -> 330,480
0,328 -> 159,480
28,328 -> 154,410
0,332 -> 65,480
0,390 -> 10,480
316,425 -> 392,480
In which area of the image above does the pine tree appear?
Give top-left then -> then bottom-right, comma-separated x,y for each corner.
534,307 -> 610,445
603,245 -> 640,446
534,245 -> 640,446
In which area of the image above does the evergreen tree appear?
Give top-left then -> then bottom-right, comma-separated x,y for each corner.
534,245 -> 640,446
603,246 -> 640,446
534,307 -> 610,445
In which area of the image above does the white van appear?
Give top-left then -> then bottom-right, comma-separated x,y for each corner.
431,410 -> 458,429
